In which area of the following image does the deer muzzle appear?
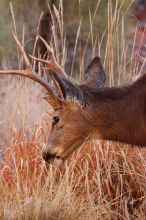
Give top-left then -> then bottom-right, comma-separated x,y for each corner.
42,144 -> 63,162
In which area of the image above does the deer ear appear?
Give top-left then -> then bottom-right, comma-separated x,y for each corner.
83,57 -> 106,88
51,73 -> 86,107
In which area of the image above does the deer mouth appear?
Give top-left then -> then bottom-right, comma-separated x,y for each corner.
42,152 -> 61,162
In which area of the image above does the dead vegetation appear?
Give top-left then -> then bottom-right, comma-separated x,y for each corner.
0,1 -> 146,219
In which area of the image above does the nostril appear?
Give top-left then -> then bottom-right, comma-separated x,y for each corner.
42,152 -> 53,162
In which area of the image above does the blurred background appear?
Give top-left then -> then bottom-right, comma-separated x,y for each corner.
0,0 -> 143,75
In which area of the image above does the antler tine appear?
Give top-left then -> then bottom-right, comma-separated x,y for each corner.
39,35 -> 54,56
13,32 -> 32,70
0,33 -> 61,107
29,35 -> 68,79
12,33 -> 53,91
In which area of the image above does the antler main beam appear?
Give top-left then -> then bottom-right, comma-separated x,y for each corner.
0,69 -> 53,92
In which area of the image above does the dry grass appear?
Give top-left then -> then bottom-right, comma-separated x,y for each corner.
0,126 -> 145,219
0,1 -> 146,219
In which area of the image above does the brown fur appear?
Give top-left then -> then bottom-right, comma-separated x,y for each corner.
80,74 -> 146,146
43,70 -> 146,162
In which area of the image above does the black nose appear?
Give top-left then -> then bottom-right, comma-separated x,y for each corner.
42,152 -> 54,162
42,152 -> 61,162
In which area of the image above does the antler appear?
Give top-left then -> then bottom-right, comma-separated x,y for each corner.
29,36 -> 68,79
0,33 -> 86,108
0,33 -> 61,109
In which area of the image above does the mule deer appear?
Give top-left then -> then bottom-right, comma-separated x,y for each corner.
0,34 -> 146,162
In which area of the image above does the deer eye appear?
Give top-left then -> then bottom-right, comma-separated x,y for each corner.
52,116 -> 59,124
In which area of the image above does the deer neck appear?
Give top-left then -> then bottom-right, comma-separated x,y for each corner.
81,82 -> 146,146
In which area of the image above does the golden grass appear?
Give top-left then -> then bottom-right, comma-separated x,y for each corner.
0,127 -> 145,219
0,0 -> 146,219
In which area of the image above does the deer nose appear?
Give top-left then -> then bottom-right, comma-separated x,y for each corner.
42,144 -> 54,162
42,152 -> 54,162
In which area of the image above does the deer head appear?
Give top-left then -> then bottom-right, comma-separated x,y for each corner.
0,34 -> 106,162
42,58 -> 106,161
